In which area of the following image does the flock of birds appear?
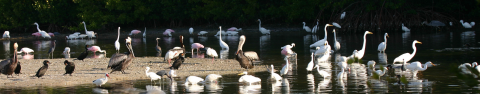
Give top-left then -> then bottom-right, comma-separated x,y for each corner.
0,17 -> 476,92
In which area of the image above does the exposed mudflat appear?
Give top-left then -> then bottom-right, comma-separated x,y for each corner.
0,57 -> 265,88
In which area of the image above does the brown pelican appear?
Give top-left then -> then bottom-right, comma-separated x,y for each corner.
35,60 -> 51,78
14,61 -> 21,75
0,42 -> 18,78
236,35 -> 257,69
75,45 -> 89,61
107,37 -> 135,74
64,60 -> 75,76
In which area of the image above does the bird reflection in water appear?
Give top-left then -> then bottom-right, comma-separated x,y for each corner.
163,37 -> 174,49
92,88 -> 109,94
282,78 -> 290,93
170,80 -> 177,93
205,82 -> 222,92
378,52 -> 388,64
270,80 -> 281,93
17,54 -> 34,59
145,85 -> 165,94
198,36 -> 207,43
185,84 -> 204,93
307,74 -> 315,91
63,53 -> 70,59
260,35 -> 270,57
239,84 -> 261,94
220,49 -> 228,59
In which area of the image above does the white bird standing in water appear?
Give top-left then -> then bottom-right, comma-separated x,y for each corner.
143,27 -> 146,37
332,22 -> 341,28
82,21 -> 96,38
280,57 -> 289,76
257,19 -> 271,35
306,53 -> 315,71
184,76 -> 204,85
340,12 -> 346,19
218,26 -> 229,50
377,33 -> 389,53
267,64 -> 282,81
3,31 -> 10,38
393,40 -> 422,63
92,73 -> 110,87
310,24 -> 334,48
406,61 -> 435,77
302,22 -> 312,33
145,67 -> 161,83
349,31 -> 373,59
189,27 -> 194,34
374,67 -> 388,78
333,29 -> 341,51
238,71 -> 261,85
402,23 -> 410,32
115,27 -> 120,52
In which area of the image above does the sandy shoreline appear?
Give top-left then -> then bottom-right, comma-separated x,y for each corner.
0,57 -> 266,88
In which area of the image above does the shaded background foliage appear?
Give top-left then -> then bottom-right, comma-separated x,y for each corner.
0,0 -> 478,33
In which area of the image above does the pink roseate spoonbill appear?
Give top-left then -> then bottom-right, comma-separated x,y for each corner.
93,73 -> 110,87
191,43 -> 204,53
206,48 -> 218,63
130,29 -> 141,37
48,32 -> 54,37
3,31 -> 10,38
17,47 -> 34,54
163,29 -> 175,36
281,43 -> 295,56
32,32 -> 41,38
88,46 -> 106,54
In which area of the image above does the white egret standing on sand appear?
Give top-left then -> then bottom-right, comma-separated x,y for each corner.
393,40 -> 422,63
349,31 -> 373,59
310,24 -> 333,48
377,33 -> 389,53
115,27 -> 120,53
257,19 -> 271,35
145,67 -> 161,84
218,26 -> 229,50
333,29 -> 340,51
303,22 -> 312,33
406,61 -> 435,77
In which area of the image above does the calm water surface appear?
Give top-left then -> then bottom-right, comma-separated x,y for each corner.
0,28 -> 479,93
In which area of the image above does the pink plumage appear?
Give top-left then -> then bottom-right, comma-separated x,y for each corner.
87,46 -> 103,54
48,32 -> 54,37
130,30 -> 141,36
166,29 -> 175,32
227,27 -> 238,31
163,29 -> 175,36
32,32 -> 41,37
281,49 -> 289,55
191,43 -> 204,53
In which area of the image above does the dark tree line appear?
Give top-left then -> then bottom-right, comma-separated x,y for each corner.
0,0 -> 478,33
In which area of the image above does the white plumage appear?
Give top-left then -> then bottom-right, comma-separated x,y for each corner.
143,27 -> 146,37
349,31 -> 373,60
393,40 -> 422,63
332,22 -> 341,28
257,19 -> 271,35
315,65 -> 331,78
62,47 -> 70,54
82,21 -> 96,38
280,57 -> 289,76
18,47 -> 34,54
268,64 -> 282,81
197,31 -> 208,36
218,26 -> 229,50
92,73 -> 110,87
189,27 -> 194,34
314,42 -> 331,56
367,60 -> 376,69
302,22 -> 312,32
309,24 -> 333,48
206,48 -> 218,58
3,31 -> 9,38
204,74 -> 222,83
185,76 -> 204,85
306,53 -> 315,71
145,67 -> 161,83
340,12 -> 346,19
406,61 -> 435,77
115,27 -> 120,52
402,23 -> 410,32
377,33 -> 388,52
333,29 -> 340,51
238,71 -> 261,85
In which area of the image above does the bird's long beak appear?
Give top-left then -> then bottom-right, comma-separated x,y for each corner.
431,63 -> 436,66
327,24 -> 333,26
387,34 -> 389,38
367,31 -> 373,34
417,41 -> 422,44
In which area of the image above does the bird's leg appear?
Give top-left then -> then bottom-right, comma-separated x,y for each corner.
168,59 -> 171,66
109,70 -> 115,74
212,57 -> 214,63
122,70 -> 129,74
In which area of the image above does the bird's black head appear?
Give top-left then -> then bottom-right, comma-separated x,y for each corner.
64,60 -> 71,65
43,60 -> 50,65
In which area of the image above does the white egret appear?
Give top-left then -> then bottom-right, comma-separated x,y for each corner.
377,33 -> 389,52
315,65 -> 331,78
257,19 -> 271,35
92,73 -> 110,87
218,26 -> 229,50
402,23 -> 410,32
3,31 -> 9,38
393,40 -> 422,63
302,22 -> 312,32
349,31 -> 373,59
189,27 -> 194,34
82,21 -> 96,38
314,41 -> 331,56
280,57 -> 289,76
306,53 -> 315,71
333,29 -> 340,50
340,12 -> 346,19
367,60 -> 376,70
310,24 -> 334,48
145,67 -> 161,83
267,64 -> 282,81
332,22 -> 341,28
406,61 -> 435,77
374,67 -> 388,78
143,27 -> 146,37
312,20 -> 319,33
238,71 -> 261,85
115,27 -> 120,52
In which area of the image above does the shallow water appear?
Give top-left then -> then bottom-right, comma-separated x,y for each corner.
0,28 -> 479,93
